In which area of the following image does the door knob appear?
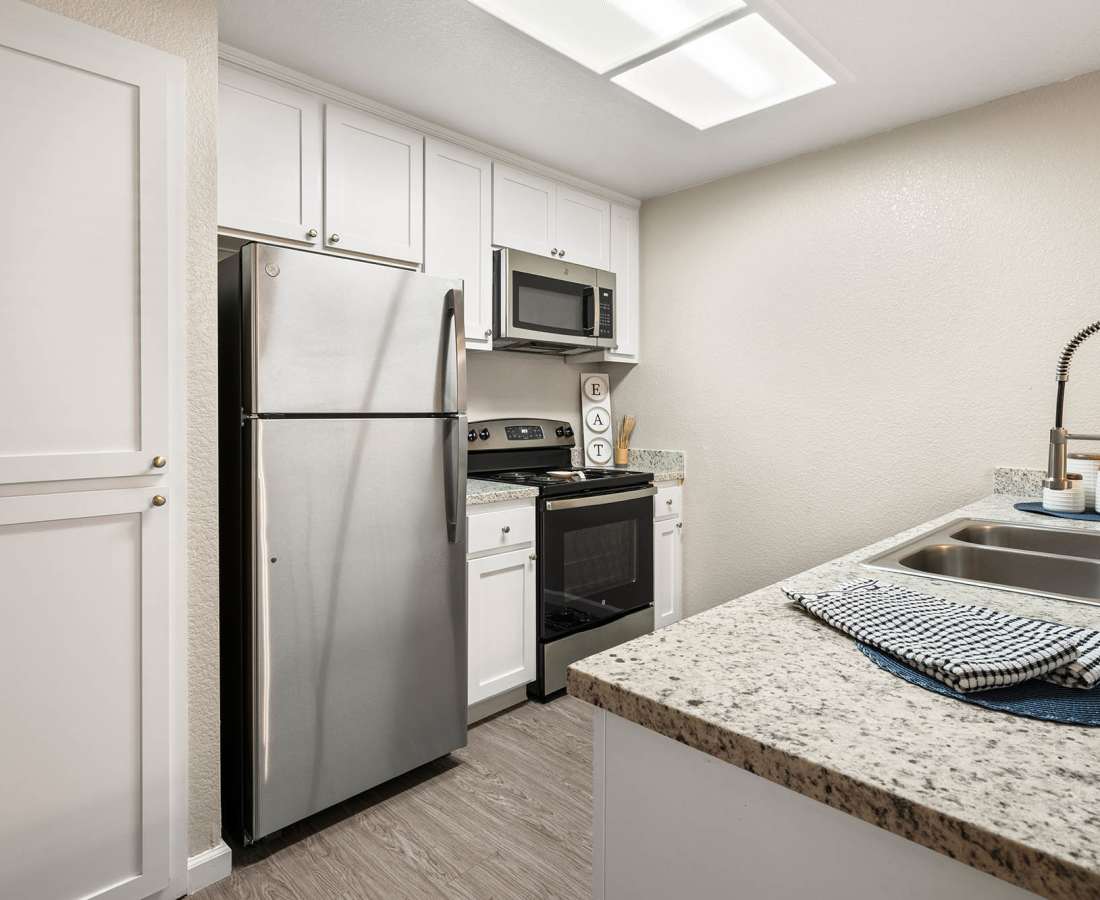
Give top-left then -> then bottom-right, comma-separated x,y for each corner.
152,495 -> 167,508
152,455 -> 167,469
329,233 -> 341,244
306,227 -> 318,239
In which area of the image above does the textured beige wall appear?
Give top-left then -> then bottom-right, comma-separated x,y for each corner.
25,0 -> 222,856
614,72 -> 1100,618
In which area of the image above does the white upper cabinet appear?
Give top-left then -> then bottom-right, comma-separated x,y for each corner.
492,163 -> 556,257
0,2 -> 180,485
555,186 -> 611,269
492,163 -> 612,269
324,104 -> 424,264
606,203 -> 640,362
218,65 -> 323,245
425,139 -> 494,351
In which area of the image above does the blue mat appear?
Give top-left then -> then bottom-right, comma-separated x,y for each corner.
857,642 -> 1100,726
1014,501 -> 1100,522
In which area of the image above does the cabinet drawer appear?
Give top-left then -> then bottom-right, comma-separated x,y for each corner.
654,484 -> 682,520
468,504 -> 535,554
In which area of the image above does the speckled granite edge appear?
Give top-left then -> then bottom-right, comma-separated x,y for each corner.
568,493 -> 1100,900
993,466 -> 1044,497
567,672 -> 1084,899
466,478 -> 538,506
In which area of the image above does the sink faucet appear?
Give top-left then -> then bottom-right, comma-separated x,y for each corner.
1045,320 -> 1100,492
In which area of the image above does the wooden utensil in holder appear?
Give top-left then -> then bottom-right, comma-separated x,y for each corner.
615,415 -> 635,466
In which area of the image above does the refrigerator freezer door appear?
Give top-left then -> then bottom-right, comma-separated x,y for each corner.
250,417 -> 467,840
247,243 -> 464,414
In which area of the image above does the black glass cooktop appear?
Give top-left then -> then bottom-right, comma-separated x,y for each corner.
478,467 -> 653,496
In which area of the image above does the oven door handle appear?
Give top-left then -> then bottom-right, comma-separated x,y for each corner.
544,485 -> 656,511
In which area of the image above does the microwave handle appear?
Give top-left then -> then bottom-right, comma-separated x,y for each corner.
583,287 -> 595,335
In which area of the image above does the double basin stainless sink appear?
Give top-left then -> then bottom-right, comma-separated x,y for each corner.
865,518 -> 1100,607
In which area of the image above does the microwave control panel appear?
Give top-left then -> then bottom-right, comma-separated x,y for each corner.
598,288 -> 614,339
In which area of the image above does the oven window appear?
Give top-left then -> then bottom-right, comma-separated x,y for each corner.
563,521 -> 637,596
513,271 -> 591,336
540,493 -> 654,641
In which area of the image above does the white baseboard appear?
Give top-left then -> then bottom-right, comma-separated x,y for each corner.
187,840 -> 232,895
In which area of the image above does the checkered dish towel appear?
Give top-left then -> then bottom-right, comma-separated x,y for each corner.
782,579 -> 1100,693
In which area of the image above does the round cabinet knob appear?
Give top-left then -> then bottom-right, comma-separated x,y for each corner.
306,228 -> 319,239
558,250 -> 565,258
152,455 -> 167,469
529,553 -> 537,561
501,525 -> 511,534
484,328 -> 492,338
329,233 -> 341,244
676,522 -> 683,529
479,428 -> 490,441
152,495 -> 167,508
666,498 -> 673,506
551,248 -> 558,256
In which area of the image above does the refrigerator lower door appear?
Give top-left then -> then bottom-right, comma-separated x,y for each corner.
250,417 -> 467,840
247,243 -> 464,415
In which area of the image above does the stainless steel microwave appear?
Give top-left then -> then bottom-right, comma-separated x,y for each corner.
492,248 -> 616,354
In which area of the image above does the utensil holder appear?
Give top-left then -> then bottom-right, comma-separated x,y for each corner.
613,447 -> 629,466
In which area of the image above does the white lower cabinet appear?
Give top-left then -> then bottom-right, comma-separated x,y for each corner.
467,502 -> 538,708
653,484 -> 683,629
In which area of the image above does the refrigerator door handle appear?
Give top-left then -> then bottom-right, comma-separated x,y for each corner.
445,414 -> 468,544
446,287 -> 467,413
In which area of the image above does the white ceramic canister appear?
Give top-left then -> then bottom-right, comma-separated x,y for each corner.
1043,472 -> 1086,513
1068,452 -> 1100,511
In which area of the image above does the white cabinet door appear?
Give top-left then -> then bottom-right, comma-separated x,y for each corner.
654,517 -> 683,629
0,3 -> 181,485
468,547 -> 537,704
0,488 -> 169,900
492,163 -> 555,256
425,139 -> 493,351
555,186 -> 611,269
324,104 -> 424,263
606,203 -> 640,363
218,64 -> 323,245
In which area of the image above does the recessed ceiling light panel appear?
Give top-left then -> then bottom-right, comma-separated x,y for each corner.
612,13 -> 835,129
466,0 -> 747,74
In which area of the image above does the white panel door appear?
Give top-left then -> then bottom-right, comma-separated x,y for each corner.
218,64 -> 323,244
653,518 -> 683,629
0,3 -> 181,485
492,163 -> 555,257
324,104 -> 424,263
425,139 -> 493,350
468,547 -> 537,704
0,488 -> 169,900
555,186 -> 611,269
606,204 -> 640,363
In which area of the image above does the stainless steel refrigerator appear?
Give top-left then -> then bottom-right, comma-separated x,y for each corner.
218,242 -> 467,844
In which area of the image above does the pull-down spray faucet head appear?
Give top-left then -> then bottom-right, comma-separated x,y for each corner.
1046,320 -> 1100,492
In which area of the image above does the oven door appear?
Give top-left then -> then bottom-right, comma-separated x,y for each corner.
539,486 -> 655,642
497,248 -> 603,349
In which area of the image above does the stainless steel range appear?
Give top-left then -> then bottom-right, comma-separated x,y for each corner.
468,418 -> 655,699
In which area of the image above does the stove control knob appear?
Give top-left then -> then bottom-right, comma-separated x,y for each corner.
563,426 -> 574,438
468,429 -> 477,442
555,426 -> 565,437
479,428 -> 491,441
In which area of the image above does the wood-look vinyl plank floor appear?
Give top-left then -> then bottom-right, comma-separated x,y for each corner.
194,696 -> 592,900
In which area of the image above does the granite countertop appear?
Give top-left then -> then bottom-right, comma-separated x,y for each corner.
568,493 -> 1100,900
466,478 -> 539,506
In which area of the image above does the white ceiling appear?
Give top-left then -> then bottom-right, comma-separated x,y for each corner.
218,0 -> 1100,199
